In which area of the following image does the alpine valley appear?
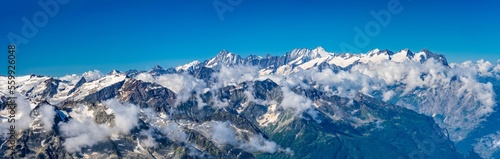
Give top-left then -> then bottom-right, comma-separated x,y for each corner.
1,47 -> 500,159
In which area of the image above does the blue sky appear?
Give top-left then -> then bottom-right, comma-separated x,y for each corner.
1,0 -> 499,76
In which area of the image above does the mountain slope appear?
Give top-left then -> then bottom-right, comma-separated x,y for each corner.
1,47 -> 499,158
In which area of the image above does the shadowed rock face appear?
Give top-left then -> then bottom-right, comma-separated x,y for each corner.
67,77 -> 86,95
117,79 -> 176,112
82,80 -> 125,103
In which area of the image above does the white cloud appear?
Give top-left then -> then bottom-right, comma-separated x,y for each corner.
280,87 -> 313,114
494,64 -> 500,73
0,94 -> 32,139
38,104 -> 56,131
135,72 -> 207,106
212,98 -> 230,108
382,90 -> 395,102
59,99 -> 140,152
213,65 -> 260,89
160,122 -> 187,143
209,121 -> 238,146
82,70 -> 104,82
104,99 -> 140,134
474,131 -> 500,159
59,115 -> 111,152
274,58 -> 497,142
306,108 -> 321,123
204,121 -> 281,154
240,135 -> 278,153
58,74 -> 81,84
243,90 -> 271,106
140,130 -> 158,148
476,59 -> 494,77
13,93 -> 33,131
57,70 -> 104,85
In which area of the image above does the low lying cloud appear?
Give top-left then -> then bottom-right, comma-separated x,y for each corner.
82,70 -> 105,82
135,72 -> 207,106
139,129 -> 158,148
277,59 -> 498,141
280,87 -> 313,114
160,122 -> 188,143
0,94 -> 33,139
14,93 -> 33,131
213,65 -> 260,89
104,99 -> 140,133
59,117 -> 110,152
474,131 -> 500,159
200,121 -> 283,154
382,90 -> 395,102
210,121 -> 238,146
240,135 -> 278,153
59,99 -> 140,152
38,104 -> 56,131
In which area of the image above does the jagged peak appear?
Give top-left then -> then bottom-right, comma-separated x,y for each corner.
366,48 -> 394,56
367,48 -> 381,54
312,46 -> 325,52
311,46 -> 331,57
147,65 -> 169,76
204,49 -> 243,68
397,48 -> 415,57
380,49 -> 394,55
199,47 -> 450,70
421,48 -> 432,54
152,65 -> 164,70
289,48 -> 312,56
214,49 -> 242,59
288,47 -> 331,59
175,60 -> 201,71
216,49 -> 234,57
108,69 -> 121,75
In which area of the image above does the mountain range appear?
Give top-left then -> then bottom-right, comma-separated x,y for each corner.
1,47 -> 499,158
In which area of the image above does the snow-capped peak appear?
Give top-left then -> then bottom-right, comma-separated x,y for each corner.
398,48 -> 414,56
288,47 -> 331,60
205,50 -> 243,68
194,47 -> 449,72
109,70 -> 121,75
367,48 -> 381,55
366,48 -> 394,56
311,46 -> 332,57
311,46 -> 326,54
415,49 -> 449,66
218,49 -> 231,56
175,60 -> 201,71
288,48 -> 311,58
391,49 -> 415,62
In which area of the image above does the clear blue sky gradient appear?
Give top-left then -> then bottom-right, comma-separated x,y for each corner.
1,0 -> 499,76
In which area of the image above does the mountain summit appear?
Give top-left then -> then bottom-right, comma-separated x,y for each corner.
175,47 -> 449,74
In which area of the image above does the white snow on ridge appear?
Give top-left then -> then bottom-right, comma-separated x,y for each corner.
328,55 -> 360,68
15,75 -> 51,94
175,60 -> 200,71
298,57 -> 329,70
71,74 -> 126,100
391,49 -> 412,62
